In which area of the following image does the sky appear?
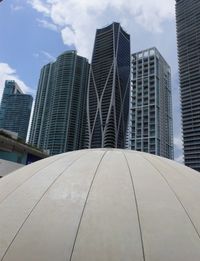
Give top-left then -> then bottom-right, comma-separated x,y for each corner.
0,0 -> 183,162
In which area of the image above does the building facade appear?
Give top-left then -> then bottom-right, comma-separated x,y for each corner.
0,80 -> 33,141
130,48 -> 174,159
176,0 -> 200,171
0,129 -> 48,166
86,22 -> 131,149
29,50 -> 89,155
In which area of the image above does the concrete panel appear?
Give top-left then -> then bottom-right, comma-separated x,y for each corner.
0,149 -> 200,261
71,151 -> 144,261
125,151 -> 200,261
146,154 -> 200,237
2,150 -> 105,261
0,150 -> 85,260
0,153 -> 64,203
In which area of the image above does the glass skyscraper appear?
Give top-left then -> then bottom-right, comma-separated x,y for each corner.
176,0 -> 200,171
130,48 -> 174,159
29,50 -> 89,155
86,22 -> 131,148
0,80 -> 33,141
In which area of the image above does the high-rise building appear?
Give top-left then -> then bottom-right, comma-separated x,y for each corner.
29,50 -> 89,155
85,22 -> 131,149
0,80 -> 33,141
176,0 -> 200,171
129,47 -> 174,159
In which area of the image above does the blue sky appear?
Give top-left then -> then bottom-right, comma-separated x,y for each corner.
0,0 -> 68,90
0,0 -> 182,161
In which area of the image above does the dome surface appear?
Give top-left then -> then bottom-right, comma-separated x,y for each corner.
1,149 -> 200,261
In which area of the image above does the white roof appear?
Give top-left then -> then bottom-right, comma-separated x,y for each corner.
0,149 -> 200,261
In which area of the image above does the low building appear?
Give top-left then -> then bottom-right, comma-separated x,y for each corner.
0,130 -> 48,165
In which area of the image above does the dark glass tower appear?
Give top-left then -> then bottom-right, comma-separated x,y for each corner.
0,80 -> 33,141
29,50 -> 89,155
86,22 -> 131,148
176,0 -> 200,171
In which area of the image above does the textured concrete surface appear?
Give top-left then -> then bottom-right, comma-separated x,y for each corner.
0,149 -> 200,261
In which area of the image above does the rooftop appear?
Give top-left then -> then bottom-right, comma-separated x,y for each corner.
0,149 -> 200,260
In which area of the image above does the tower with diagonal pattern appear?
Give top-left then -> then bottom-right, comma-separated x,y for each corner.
86,22 -> 131,148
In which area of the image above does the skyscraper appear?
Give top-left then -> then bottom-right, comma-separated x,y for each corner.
176,0 -> 200,171
0,80 -> 33,141
29,50 -> 89,155
86,22 -> 131,148
130,47 -> 174,159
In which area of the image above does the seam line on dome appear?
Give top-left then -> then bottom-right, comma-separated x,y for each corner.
0,153 -> 66,205
69,150 -> 107,261
144,155 -> 200,241
122,151 -> 146,261
1,151 -> 89,261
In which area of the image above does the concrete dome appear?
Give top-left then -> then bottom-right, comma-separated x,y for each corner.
1,149 -> 200,261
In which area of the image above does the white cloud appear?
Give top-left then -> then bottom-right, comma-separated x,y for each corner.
33,50 -> 56,63
29,0 -> 175,58
0,63 -> 34,102
174,136 -> 183,151
175,154 -> 184,164
28,0 -> 50,15
33,53 -> 40,58
10,4 -> 24,11
41,50 -> 56,61
132,0 -> 175,32
61,27 -> 76,46
37,18 -> 58,31
174,135 -> 184,163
